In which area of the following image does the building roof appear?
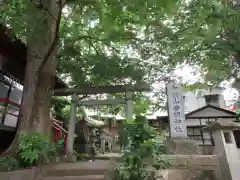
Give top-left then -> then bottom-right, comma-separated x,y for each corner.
157,104 -> 238,122
0,25 -> 67,89
202,119 -> 240,132
85,116 -> 104,127
185,104 -> 237,119
73,117 -> 104,129
156,115 -> 168,122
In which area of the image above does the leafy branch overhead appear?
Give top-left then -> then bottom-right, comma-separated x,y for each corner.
2,0 -> 239,129
162,1 -> 240,84
2,0 -> 239,87
0,0 -> 181,88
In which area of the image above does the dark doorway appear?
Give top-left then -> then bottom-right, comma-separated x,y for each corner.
0,129 -> 16,153
233,130 -> 240,148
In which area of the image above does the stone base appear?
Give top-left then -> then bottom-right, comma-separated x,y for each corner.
164,138 -> 202,155
62,154 -> 77,162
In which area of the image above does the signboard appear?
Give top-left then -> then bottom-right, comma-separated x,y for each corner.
166,82 -> 187,138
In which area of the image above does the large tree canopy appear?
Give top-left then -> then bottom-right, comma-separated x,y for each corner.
2,0 -> 239,140
0,0 -> 183,146
161,1 -> 240,85
2,1 -> 239,89
0,0 -> 180,87
58,1 -> 184,87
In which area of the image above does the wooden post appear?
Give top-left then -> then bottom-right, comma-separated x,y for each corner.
108,141 -> 112,152
66,94 -> 77,157
125,91 -> 133,120
0,55 -> 3,69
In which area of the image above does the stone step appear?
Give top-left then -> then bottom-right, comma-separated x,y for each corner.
46,160 -> 114,177
46,169 -> 106,177
43,175 -> 104,180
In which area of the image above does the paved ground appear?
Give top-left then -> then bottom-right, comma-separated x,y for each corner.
49,153 -> 219,171
50,160 -> 114,170
96,153 -> 122,159
96,153 -> 220,170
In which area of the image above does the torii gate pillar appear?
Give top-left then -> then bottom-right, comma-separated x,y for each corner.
66,94 -> 77,158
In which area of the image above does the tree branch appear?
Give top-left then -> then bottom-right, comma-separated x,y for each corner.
66,35 -> 122,55
89,42 -> 101,55
78,94 -> 88,101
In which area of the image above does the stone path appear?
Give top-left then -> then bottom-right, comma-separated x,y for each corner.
96,152 -> 122,159
96,153 -> 220,170
43,160 -> 112,180
1,154 -> 220,180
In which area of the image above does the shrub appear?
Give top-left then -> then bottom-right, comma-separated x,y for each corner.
114,116 -> 173,180
18,132 -> 56,167
0,132 -> 60,171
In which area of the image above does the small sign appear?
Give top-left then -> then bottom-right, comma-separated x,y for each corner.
166,82 -> 187,138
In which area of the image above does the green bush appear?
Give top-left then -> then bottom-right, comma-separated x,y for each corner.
114,116 -> 173,180
19,132 -> 56,167
0,132 -> 58,171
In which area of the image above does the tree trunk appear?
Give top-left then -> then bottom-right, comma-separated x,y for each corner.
22,51 -> 56,135
3,0 -> 60,154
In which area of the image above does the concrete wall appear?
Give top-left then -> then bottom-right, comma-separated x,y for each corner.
214,129 -> 240,180
184,92 -> 205,113
154,169 -> 221,180
213,130 -> 233,180
184,88 -> 225,114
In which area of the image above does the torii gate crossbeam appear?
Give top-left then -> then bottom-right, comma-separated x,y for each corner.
58,83 -> 151,159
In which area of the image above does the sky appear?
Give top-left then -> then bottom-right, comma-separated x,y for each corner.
82,64 -> 239,119
150,65 -> 239,117
87,65 -> 239,118
174,66 -> 238,102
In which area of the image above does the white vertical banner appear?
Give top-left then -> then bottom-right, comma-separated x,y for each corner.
166,82 -> 187,138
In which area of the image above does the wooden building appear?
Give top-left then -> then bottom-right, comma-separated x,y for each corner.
0,24 -> 67,153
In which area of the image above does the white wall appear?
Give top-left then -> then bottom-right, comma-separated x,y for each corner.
183,92 -> 199,113
184,88 -> 226,113
196,87 -> 224,96
4,113 -> 18,127
186,118 -> 234,126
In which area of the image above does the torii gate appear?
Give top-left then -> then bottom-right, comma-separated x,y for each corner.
53,83 -> 151,157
